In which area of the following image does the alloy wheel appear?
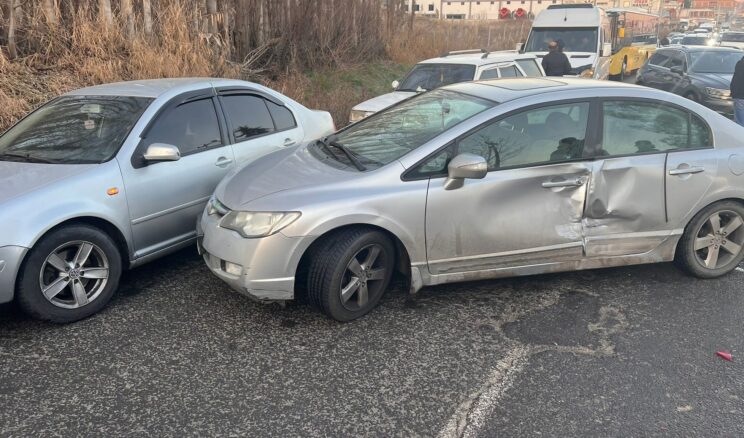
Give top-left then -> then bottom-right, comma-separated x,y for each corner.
38,241 -> 110,309
339,244 -> 387,311
693,210 -> 744,270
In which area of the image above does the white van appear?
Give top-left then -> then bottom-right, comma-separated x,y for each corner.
519,4 -> 612,79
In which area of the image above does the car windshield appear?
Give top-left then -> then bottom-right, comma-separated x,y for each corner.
328,89 -> 494,170
525,27 -> 598,53
681,36 -> 709,45
722,33 -> 744,42
689,51 -> 742,73
0,95 -> 152,164
397,64 -> 476,92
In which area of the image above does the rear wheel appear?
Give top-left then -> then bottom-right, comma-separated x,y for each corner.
306,228 -> 394,321
16,225 -> 122,323
676,201 -> 744,278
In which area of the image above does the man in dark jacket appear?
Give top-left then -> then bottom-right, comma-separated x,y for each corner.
731,55 -> 744,126
541,41 -> 572,76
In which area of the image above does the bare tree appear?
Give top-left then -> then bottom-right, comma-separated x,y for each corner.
99,0 -> 113,27
121,0 -> 135,38
7,0 -> 20,59
42,0 -> 58,25
142,0 -> 152,35
206,0 -> 217,34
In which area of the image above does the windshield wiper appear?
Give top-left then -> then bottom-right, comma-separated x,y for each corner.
0,152 -> 53,164
328,138 -> 367,171
316,138 -> 341,161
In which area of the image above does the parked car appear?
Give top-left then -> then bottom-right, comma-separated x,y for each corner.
636,46 -> 740,117
680,35 -> 714,46
348,50 -> 544,123
0,78 -> 334,322
719,31 -> 744,49
199,78 -> 744,321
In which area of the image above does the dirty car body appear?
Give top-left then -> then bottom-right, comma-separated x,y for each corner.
200,78 -> 744,320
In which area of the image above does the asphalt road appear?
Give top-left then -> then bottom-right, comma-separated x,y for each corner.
1,247 -> 743,437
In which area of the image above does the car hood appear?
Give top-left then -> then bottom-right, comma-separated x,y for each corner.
0,161 -> 94,204
690,72 -> 734,88
352,91 -> 417,113
215,145 -> 360,209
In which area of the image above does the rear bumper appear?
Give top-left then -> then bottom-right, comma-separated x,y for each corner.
0,246 -> 27,303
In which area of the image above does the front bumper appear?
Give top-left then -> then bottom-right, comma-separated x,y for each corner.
700,95 -> 734,118
197,210 -> 312,301
0,246 -> 27,303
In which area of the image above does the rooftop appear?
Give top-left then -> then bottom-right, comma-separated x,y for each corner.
419,50 -> 537,67
65,78 -> 254,98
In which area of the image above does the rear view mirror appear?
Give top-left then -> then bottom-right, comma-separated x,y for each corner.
670,65 -> 684,75
143,143 -> 181,163
602,42 -> 612,57
392,80 -> 400,90
515,42 -> 524,52
444,153 -> 487,190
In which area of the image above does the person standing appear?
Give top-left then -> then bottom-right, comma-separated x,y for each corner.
731,55 -> 744,126
542,41 -> 572,77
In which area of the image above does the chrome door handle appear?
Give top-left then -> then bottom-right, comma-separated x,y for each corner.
542,176 -> 587,188
669,166 -> 704,176
283,138 -> 296,147
215,157 -> 233,167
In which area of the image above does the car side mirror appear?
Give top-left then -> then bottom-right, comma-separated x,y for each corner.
515,42 -> 524,52
143,143 -> 181,163
392,80 -> 400,90
444,153 -> 487,191
670,65 -> 684,75
602,42 -> 612,57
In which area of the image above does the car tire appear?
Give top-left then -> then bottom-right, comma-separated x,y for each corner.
675,201 -> 744,279
684,91 -> 699,103
16,224 -> 123,323
306,228 -> 395,322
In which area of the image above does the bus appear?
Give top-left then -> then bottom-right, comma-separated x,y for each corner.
520,4 -> 612,79
607,9 -> 660,79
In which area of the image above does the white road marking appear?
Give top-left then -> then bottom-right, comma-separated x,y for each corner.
438,346 -> 530,438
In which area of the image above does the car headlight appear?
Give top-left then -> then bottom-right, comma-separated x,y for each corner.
349,109 -> 374,123
220,211 -> 301,238
706,87 -> 731,99
579,68 -> 595,78
207,196 -> 229,216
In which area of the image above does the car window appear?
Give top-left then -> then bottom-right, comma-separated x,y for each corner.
0,96 -> 152,164
397,64 -> 476,92
600,101 -> 697,156
221,95 -> 275,142
690,114 -> 713,148
457,102 -> 590,170
649,51 -> 671,66
479,68 -> 500,80
516,59 -> 542,77
266,101 -> 297,131
144,98 -> 222,156
499,65 -> 521,78
666,52 -> 685,69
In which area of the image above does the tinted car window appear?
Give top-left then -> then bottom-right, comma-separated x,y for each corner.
480,68 -> 500,80
649,51 -> 671,66
397,64 -> 476,92
0,96 -> 152,164
689,51 -> 741,73
525,28 -> 598,52
458,102 -> 590,170
690,114 -> 713,148
601,101 -> 692,155
666,52 -> 685,69
145,99 -> 222,156
722,33 -> 744,42
516,59 -> 543,76
266,101 -> 297,131
222,95 -> 275,142
681,36 -> 709,45
499,65 -> 520,78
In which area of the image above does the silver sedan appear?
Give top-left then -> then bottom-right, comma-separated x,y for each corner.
199,78 -> 744,321
0,78 -> 334,322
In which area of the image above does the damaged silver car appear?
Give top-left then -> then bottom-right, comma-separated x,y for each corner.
199,78 -> 744,321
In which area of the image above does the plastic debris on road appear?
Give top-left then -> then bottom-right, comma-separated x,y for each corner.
716,351 -> 733,362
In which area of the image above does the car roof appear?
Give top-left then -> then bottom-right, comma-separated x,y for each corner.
660,45 -> 742,53
442,77 -> 640,103
65,78 -> 258,98
418,50 -> 538,67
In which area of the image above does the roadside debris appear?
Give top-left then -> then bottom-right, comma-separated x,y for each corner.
716,351 -> 733,362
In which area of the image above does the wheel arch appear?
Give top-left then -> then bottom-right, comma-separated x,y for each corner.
674,196 -> 744,256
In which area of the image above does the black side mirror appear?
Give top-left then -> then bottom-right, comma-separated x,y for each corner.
670,66 -> 685,75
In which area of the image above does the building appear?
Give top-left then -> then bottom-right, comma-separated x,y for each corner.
408,0 -> 568,19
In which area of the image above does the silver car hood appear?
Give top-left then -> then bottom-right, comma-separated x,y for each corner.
0,161 -> 94,204
216,146 -> 357,209
352,91 -> 417,113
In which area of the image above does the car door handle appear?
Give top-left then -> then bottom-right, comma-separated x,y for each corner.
283,138 -> 296,147
541,176 -> 587,188
215,157 -> 233,168
669,166 -> 704,176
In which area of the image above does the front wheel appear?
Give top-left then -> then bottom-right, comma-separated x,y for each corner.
306,228 -> 395,321
676,201 -> 744,278
16,225 -> 122,323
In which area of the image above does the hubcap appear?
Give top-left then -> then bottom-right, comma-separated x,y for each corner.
693,210 -> 744,270
39,241 -> 110,309
339,244 -> 387,311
